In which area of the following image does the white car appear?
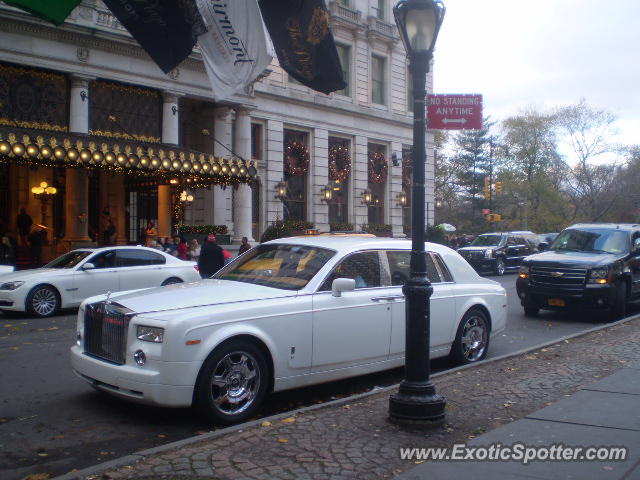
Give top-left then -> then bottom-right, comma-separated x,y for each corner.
0,246 -> 200,317
0,265 -> 14,275
70,237 -> 507,425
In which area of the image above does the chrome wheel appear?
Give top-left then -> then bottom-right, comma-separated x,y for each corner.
460,315 -> 488,362
30,286 -> 58,317
450,309 -> 490,365
495,258 -> 505,276
210,350 -> 261,416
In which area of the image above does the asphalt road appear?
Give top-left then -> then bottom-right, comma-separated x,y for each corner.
0,273 -> 633,480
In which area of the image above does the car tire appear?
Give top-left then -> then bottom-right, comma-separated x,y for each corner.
608,282 -> 627,321
523,299 -> 539,317
194,339 -> 269,425
450,308 -> 490,365
494,258 -> 505,276
161,277 -> 183,286
26,285 -> 60,318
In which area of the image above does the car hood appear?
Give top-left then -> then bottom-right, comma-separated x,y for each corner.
100,279 -> 294,314
0,268 -> 70,283
524,250 -> 623,268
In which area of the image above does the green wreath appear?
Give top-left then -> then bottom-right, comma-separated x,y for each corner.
284,141 -> 310,176
368,151 -> 388,184
329,145 -> 351,181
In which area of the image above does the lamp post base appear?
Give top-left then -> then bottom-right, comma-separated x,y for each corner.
389,380 -> 446,426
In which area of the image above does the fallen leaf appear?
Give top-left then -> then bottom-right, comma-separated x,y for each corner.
37,453 -> 48,457
446,404 -> 454,411
277,438 -> 288,443
53,435 -> 65,440
10,347 -> 18,350
47,327 -> 58,331
281,417 -> 296,424
194,430 -> 208,435
99,451 -> 110,455
261,421 -> 272,427
22,474 -> 51,480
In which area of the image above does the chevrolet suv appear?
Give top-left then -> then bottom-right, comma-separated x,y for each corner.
458,231 -> 539,276
516,223 -> 640,319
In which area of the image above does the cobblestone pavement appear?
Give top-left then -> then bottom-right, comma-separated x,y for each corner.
84,318 -> 640,480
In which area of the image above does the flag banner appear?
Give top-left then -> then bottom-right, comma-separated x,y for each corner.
102,0 -> 207,74
195,0 -> 274,102
258,0 -> 346,95
3,0 -> 81,25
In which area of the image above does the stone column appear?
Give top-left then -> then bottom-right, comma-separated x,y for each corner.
232,107 -> 254,242
312,128 -> 329,232
159,92 -> 181,239
213,107 -> 233,236
64,75 -> 92,246
265,119 -> 284,224
157,185 -> 172,240
352,135 -> 369,230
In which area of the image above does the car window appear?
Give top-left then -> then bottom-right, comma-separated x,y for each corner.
432,253 -> 453,282
215,244 -> 336,291
386,251 -> 442,285
45,251 -> 92,268
507,236 -> 518,246
470,235 -> 502,247
116,249 -> 166,267
89,250 -> 116,269
515,237 -> 527,246
552,228 -> 630,254
320,251 -> 382,291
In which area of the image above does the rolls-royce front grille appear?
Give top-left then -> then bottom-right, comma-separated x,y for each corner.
530,266 -> 587,288
84,302 -> 129,365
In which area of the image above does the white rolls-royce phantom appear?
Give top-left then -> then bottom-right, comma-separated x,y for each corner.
70,236 -> 507,425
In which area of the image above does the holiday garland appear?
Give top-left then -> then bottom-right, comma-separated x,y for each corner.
368,151 -> 388,183
284,140 -> 310,176
328,145 -> 351,181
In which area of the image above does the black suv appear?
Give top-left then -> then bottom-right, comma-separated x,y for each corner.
457,231 -> 540,276
516,223 -> 640,319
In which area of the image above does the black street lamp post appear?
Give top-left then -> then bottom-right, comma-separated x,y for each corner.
389,0 -> 446,424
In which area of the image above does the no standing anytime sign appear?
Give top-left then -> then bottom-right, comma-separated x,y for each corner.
427,94 -> 483,130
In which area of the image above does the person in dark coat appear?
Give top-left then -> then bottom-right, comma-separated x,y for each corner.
238,236 -> 251,255
197,234 -> 225,278
16,208 -> 32,246
0,235 -> 15,266
27,228 -> 43,268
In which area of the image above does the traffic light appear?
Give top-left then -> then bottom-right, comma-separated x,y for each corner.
484,176 -> 490,199
486,213 -> 502,222
495,181 -> 503,195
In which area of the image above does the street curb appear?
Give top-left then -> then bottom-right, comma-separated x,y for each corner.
52,311 -> 640,480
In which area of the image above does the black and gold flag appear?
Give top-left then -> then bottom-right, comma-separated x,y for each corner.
258,0 -> 346,95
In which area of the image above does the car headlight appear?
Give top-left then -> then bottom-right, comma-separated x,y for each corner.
484,249 -> 493,259
588,268 -> 609,284
136,325 -> 165,343
0,281 -> 25,290
519,265 -> 530,279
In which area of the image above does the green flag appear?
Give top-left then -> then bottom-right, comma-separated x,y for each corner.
3,0 -> 81,25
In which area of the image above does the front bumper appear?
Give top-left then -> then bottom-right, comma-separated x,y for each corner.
70,345 -> 198,407
0,289 -> 26,312
516,279 -> 615,310
463,257 -> 499,272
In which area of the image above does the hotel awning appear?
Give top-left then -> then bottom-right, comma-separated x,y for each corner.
0,127 -> 257,187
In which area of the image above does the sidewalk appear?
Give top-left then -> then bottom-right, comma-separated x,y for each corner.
58,315 -> 640,480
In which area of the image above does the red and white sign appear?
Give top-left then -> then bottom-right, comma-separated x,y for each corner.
427,94 -> 483,130
482,208 -> 490,215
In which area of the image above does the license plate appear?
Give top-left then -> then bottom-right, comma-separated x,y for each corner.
548,298 -> 565,307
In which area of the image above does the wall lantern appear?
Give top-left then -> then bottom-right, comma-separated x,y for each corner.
275,180 -> 287,201
361,188 -> 373,206
320,183 -> 333,202
396,190 -> 408,207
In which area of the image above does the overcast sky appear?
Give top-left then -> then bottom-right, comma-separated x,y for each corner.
433,0 -> 640,149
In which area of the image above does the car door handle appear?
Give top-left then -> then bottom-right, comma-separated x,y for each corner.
371,295 -> 405,302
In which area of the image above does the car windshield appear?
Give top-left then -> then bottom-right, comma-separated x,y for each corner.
214,244 -> 336,290
470,235 -> 503,247
44,251 -> 93,268
550,229 -> 629,254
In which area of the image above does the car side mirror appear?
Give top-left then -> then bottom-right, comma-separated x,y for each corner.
633,239 -> 640,253
538,242 -> 548,251
82,262 -> 95,270
332,278 -> 356,297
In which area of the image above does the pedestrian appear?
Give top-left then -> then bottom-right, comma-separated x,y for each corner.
0,235 -> 15,266
176,236 -> 188,260
164,237 -> 177,256
188,238 -> 201,261
197,234 -> 225,278
27,227 -> 43,268
16,208 -> 32,247
238,236 -> 251,255
101,207 -> 116,245
145,221 -> 157,247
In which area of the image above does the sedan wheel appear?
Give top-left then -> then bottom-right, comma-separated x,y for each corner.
450,309 -> 489,365
28,285 -> 59,317
494,258 -> 505,276
195,340 -> 268,425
